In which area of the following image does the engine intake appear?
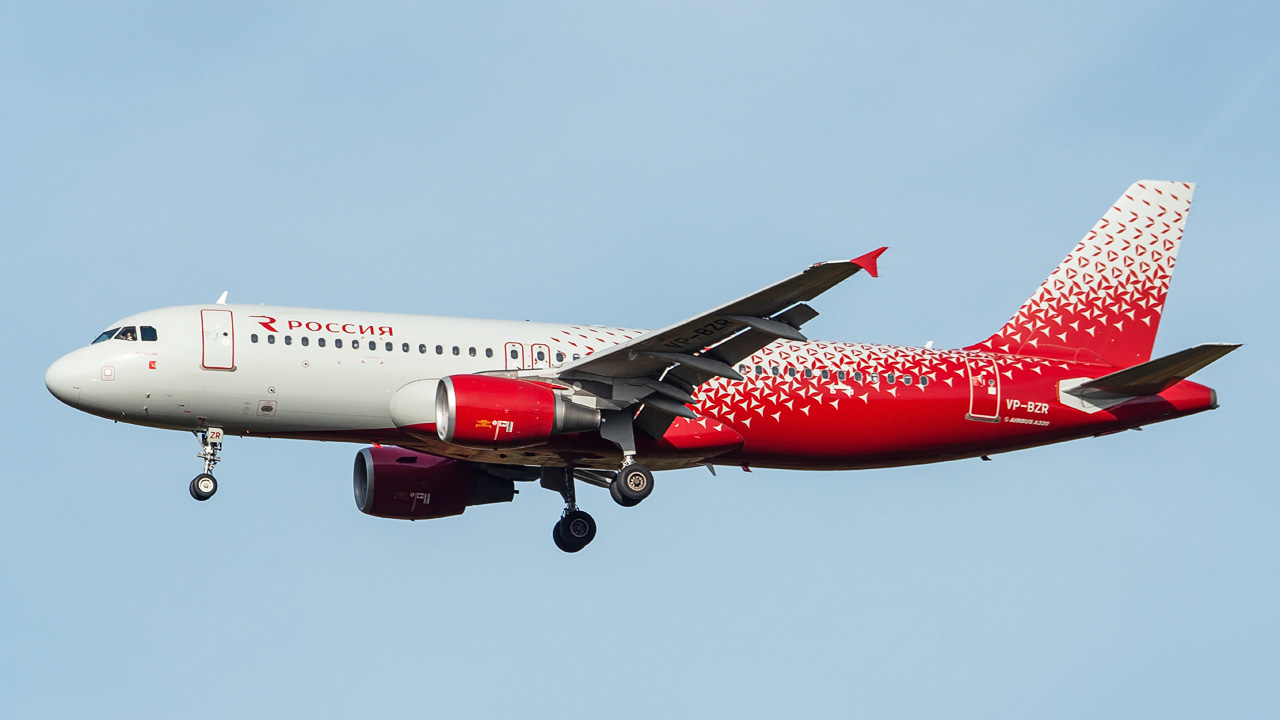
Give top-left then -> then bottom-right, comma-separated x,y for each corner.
435,375 -> 600,449
353,446 -> 516,520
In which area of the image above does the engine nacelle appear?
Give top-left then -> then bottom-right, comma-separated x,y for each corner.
353,446 -> 516,520
435,375 -> 600,449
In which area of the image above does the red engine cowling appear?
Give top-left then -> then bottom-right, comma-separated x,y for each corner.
353,446 -> 516,520
435,375 -> 600,449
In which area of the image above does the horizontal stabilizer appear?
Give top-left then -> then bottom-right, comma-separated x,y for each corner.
1075,343 -> 1240,397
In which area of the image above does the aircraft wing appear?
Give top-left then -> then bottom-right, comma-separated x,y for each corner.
554,248 -> 886,433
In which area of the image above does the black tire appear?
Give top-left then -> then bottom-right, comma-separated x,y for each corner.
190,473 -> 217,501
610,479 -> 641,507
552,521 -> 572,552
614,464 -> 653,504
557,509 -> 596,551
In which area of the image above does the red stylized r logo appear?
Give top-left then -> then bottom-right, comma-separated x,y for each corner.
250,315 -> 278,332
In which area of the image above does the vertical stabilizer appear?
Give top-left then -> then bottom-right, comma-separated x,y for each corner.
968,181 -> 1195,367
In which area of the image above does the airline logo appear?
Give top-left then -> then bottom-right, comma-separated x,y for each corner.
250,315 -> 394,336
394,491 -> 431,506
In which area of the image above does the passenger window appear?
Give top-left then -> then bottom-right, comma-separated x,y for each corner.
402,343 -> 409,353
509,349 -> 518,360
353,341 -> 360,351
335,339 -> 343,348
141,326 -> 158,341
470,347 -> 478,357
572,354 -> 580,361
268,334 -> 276,344
453,346 -> 460,356
555,351 -> 564,362
437,345 -> 444,355
284,336 -> 292,346
756,365 -> 764,375
93,328 -> 121,344
301,337 -> 309,347
771,367 -> 780,376
366,341 -> 374,351
902,374 -> 912,385
869,372 -> 879,383
318,338 -> 326,347
920,376 -> 929,387
885,372 -> 894,384
536,350 -> 545,361
251,334 -> 259,343
419,344 -> 426,354
787,367 -> 796,377
116,326 -> 138,341
486,348 -> 493,358
853,371 -> 863,382
837,370 -> 846,380
803,368 -> 813,378
821,369 -> 829,379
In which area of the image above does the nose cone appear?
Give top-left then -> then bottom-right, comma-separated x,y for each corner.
46,354 -> 83,408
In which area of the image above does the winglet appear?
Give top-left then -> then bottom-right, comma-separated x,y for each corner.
851,247 -> 888,278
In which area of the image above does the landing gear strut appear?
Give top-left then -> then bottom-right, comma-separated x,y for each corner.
544,467 -> 596,553
190,428 -> 223,501
599,409 -> 655,508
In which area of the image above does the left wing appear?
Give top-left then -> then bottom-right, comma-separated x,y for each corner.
553,248 -> 886,434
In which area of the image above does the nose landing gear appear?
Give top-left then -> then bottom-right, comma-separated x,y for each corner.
190,473 -> 217,501
190,428 -> 223,501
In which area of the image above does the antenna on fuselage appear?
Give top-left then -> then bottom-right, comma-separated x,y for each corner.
215,291 -> 228,305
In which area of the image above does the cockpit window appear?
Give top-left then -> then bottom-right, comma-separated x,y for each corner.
93,328 -> 121,344
116,326 -> 138,341
141,326 -> 157,341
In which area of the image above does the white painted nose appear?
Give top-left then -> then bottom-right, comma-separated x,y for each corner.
45,354 -> 83,408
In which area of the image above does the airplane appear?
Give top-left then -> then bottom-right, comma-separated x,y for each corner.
45,180 -> 1238,553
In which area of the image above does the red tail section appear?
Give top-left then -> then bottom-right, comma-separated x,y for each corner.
968,181 -> 1195,368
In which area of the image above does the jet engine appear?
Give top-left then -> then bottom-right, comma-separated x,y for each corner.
353,446 -> 517,520
435,375 -> 600,449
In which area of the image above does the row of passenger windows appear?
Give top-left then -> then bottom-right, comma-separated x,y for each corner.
739,363 -> 929,386
245,333 -> 925,383
248,334 -> 580,364
93,326 -> 158,343
250,334 -> 497,357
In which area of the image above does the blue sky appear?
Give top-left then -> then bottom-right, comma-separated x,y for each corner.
3,2 -> 1277,717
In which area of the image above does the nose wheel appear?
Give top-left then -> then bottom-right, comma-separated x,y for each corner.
190,473 -> 218,501
190,428 -> 224,502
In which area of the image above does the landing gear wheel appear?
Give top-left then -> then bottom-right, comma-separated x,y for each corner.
612,464 -> 653,506
555,510 -> 596,552
552,521 -> 571,552
190,473 -> 217,501
610,480 -> 640,507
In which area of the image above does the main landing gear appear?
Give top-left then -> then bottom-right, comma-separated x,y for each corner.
545,467 -> 597,553
542,460 -> 656,553
189,428 -> 224,502
610,461 -> 654,508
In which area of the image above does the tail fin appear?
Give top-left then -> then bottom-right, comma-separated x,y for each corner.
968,180 -> 1195,367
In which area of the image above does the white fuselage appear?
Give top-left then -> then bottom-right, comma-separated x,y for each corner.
46,303 -> 640,439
